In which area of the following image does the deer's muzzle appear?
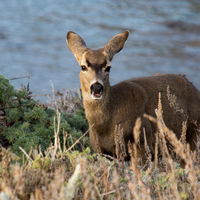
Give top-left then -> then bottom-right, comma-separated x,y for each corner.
90,82 -> 104,99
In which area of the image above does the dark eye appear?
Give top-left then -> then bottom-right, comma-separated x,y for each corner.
105,66 -> 111,73
81,65 -> 87,71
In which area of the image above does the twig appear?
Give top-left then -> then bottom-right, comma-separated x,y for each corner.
9,73 -> 30,81
66,130 -> 89,152
101,186 -> 124,198
101,154 -> 121,165
63,129 -> 67,152
19,146 -> 33,162
94,183 -> 103,200
52,110 -> 61,161
143,113 -> 157,123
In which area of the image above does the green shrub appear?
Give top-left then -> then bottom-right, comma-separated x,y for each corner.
0,75 -> 89,157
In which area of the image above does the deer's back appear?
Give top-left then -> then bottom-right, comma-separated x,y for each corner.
111,74 -> 200,140
131,74 -> 200,118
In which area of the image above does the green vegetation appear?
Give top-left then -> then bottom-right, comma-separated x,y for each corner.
0,75 -> 89,158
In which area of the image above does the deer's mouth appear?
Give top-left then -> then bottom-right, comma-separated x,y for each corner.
90,82 -> 104,100
91,90 -> 103,99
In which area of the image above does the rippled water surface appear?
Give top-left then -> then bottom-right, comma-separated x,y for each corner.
0,0 -> 200,100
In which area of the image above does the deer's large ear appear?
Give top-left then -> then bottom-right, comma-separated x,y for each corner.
104,30 -> 129,61
66,31 -> 87,64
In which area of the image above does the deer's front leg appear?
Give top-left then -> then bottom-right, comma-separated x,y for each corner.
89,128 -> 102,153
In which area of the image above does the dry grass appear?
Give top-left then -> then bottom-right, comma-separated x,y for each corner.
1,92 -> 200,200
46,87 -> 83,114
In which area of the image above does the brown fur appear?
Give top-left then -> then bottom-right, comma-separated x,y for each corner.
66,31 -> 200,159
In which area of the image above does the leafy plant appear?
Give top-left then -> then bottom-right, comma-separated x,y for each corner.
0,75 -> 89,157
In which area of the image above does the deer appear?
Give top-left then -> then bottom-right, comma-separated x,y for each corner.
66,30 -> 200,160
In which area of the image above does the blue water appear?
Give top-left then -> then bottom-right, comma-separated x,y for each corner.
0,0 -> 200,101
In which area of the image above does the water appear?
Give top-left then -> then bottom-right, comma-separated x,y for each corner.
0,0 -> 200,101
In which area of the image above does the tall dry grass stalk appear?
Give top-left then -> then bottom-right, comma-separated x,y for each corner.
52,110 -> 62,161
180,121 -> 187,145
155,93 -> 181,200
166,85 -> 185,115
127,117 -> 151,200
159,92 -> 197,199
145,92 -> 199,200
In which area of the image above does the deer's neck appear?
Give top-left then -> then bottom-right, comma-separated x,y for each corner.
83,86 -> 112,127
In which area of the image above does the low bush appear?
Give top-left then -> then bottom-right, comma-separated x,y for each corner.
0,75 -> 89,158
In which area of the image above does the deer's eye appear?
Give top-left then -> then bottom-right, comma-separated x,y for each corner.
81,65 -> 87,71
105,66 -> 111,73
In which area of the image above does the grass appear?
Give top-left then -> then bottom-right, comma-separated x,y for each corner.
0,77 -> 200,200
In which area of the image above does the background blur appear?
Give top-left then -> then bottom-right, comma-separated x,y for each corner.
0,0 -> 200,101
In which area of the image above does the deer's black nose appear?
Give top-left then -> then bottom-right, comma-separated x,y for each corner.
90,82 -> 104,97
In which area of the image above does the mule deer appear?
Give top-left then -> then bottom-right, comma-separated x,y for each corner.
66,30 -> 200,159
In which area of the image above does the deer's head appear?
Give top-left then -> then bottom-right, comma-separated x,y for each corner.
66,31 -> 129,101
